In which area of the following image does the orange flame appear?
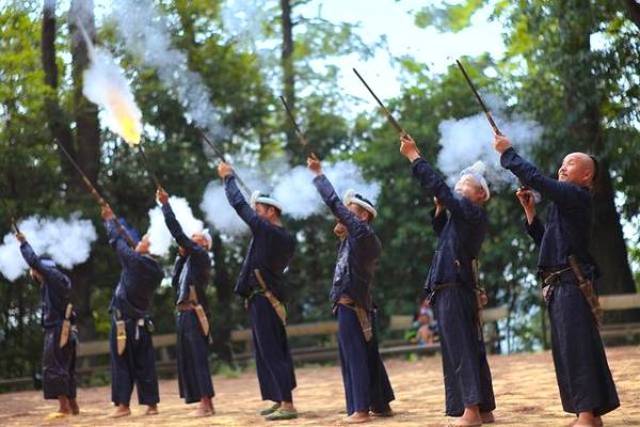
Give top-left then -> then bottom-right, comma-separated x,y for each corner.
107,90 -> 142,146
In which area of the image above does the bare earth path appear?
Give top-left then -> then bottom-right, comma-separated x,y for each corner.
1,346 -> 638,426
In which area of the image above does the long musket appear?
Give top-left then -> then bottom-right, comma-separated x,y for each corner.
455,59 -> 502,136
196,129 -> 252,194
55,140 -> 137,247
353,68 -> 406,136
456,60 -> 540,202
10,217 -> 20,235
136,144 -> 162,189
278,96 -> 318,160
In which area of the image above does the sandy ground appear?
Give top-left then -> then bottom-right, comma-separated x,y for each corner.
0,346 -> 638,427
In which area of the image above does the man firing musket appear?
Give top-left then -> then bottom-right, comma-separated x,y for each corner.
15,228 -> 79,420
307,155 -> 395,424
399,134 -> 496,427
217,160 -> 298,421
493,134 -> 619,427
100,205 -> 163,418
156,187 -> 215,417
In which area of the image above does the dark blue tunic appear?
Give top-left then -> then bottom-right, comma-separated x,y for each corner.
313,174 -> 395,415
19,242 -> 76,400
501,147 -> 619,416
161,203 -> 214,404
105,219 -> 163,406
411,158 -> 495,416
224,175 -> 296,402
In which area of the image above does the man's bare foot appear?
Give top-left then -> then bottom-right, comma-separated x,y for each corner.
280,401 -> 296,412
191,399 -> 214,417
344,411 -> 370,424
572,411 -> 598,426
69,398 -> 80,415
44,412 -> 69,421
481,411 -> 495,423
145,405 -> 159,416
110,405 -> 131,418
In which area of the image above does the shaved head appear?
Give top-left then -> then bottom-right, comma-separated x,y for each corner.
558,152 -> 596,188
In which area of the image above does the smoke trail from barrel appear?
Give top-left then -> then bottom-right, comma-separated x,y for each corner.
111,0 -> 225,140
437,95 -> 543,188
0,214 -> 98,282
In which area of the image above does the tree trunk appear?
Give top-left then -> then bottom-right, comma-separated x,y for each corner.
624,0 -> 640,29
280,0 -> 297,154
557,1 -> 638,318
67,0 -> 102,340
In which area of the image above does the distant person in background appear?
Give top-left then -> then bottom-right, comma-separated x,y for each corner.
414,302 -> 436,346
16,232 -> 78,420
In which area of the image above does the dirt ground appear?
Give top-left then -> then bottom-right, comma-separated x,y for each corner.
0,346 -> 638,427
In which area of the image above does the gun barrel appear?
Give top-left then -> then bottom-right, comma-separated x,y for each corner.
197,129 -> 252,195
137,145 -> 162,189
353,68 -> 404,135
54,140 -> 136,247
455,60 -> 502,136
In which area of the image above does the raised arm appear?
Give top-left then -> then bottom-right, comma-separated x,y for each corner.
104,218 -> 138,269
312,174 -> 370,238
495,135 -> 586,206
19,240 -> 70,291
157,188 -> 200,252
223,174 -> 265,232
411,158 -> 485,223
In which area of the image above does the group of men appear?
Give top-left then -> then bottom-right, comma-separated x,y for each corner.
15,130 -> 619,426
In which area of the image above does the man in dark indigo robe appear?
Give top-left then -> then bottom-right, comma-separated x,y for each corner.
494,133 -> 619,427
156,188 -> 215,417
308,155 -> 395,424
400,134 -> 496,427
16,233 -> 78,420
101,205 -> 164,418
217,161 -> 298,421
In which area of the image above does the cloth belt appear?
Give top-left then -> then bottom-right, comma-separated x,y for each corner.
335,295 -> 373,342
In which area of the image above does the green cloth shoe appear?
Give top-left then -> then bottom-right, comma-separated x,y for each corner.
259,404 -> 281,416
265,409 -> 298,421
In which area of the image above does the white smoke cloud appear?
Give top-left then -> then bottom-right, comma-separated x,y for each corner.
111,0 -> 226,139
201,160 -> 381,235
147,197 -> 205,257
0,214 -> 98,282
220,0 -> 270,53
437,95 -> 543,189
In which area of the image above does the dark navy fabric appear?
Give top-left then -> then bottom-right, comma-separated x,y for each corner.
109,316 -> 159,406
312,174 -> 382,310
161,202 -> 214,403
435,287 -> 495,416
336,305 -> 395,415
162,203 -> 211,307
20,242 -> 72,328
104,219 -> 162,406
19,242 -> 77,399
501,147 -> 595,269
248,294 -> 296,402
176,311 -> 214,403
547,278 -> 619,415
105,219 -> 164,318
411,158 -> 488,290
224,175 -> 296,301
409,157 -> 495,415
501,148 -> 619,416
42,326 -> 77,399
